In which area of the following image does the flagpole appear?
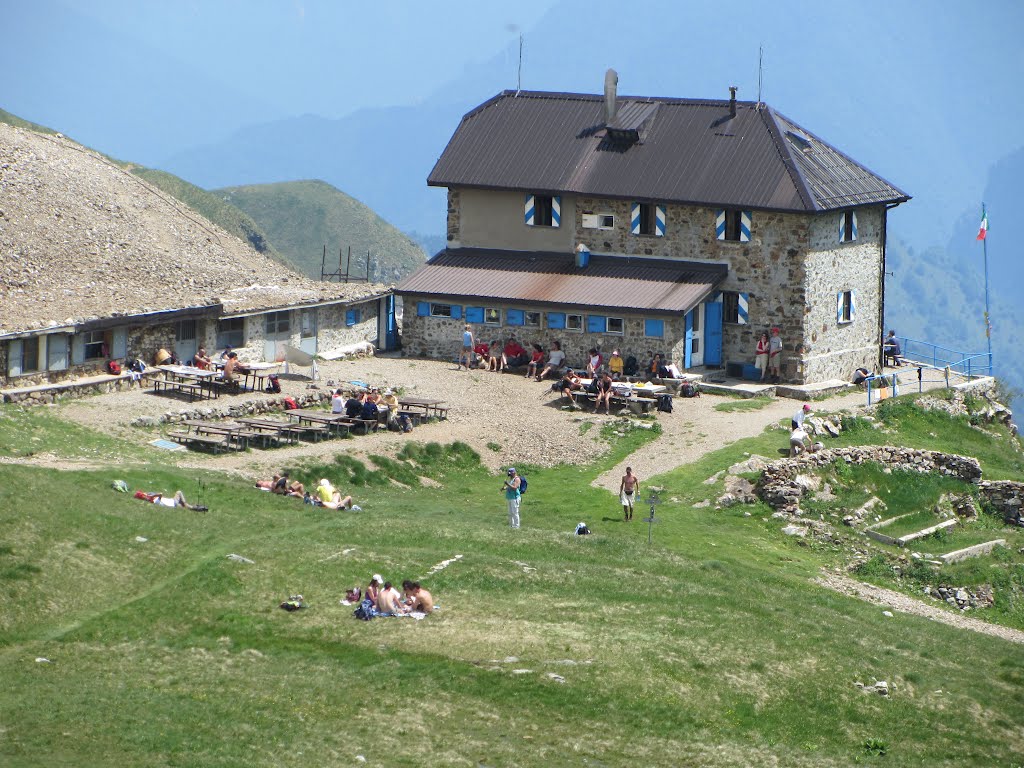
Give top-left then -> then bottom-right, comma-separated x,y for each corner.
981,202 -> 993,374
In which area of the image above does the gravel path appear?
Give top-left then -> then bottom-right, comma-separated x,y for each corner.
816,571 -> 1024,645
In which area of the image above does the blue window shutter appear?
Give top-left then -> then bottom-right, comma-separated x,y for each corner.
737,293 -> 749,325
837,292 -> 843,323
7,340 -> 23,376
644,319 -> 664,338
630,203 -> 641,235
551,196 -> 561,228
525,194 -> 535,226
416,302 -> 430,317
451,305 -> 462,320
851,211 -> 858,241
850,290 -> 856,321
71,334 -> 85,364
112,327 -> 127,358
506,309 -> 524,326
345,309 -> 356,326
547,312 -> 566,330
740,211 -> 752,242
655,205 -> 666,236
587,315 -> 605,333
715,209 -> 726,240
838,214 -> 845,243
465,306 -> 484,323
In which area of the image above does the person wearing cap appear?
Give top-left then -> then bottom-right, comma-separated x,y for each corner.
502,467 -> 522,529
366,575 -> 382,606
791,403 -> 812,431
768,327 -> 783,383
608,349 -> 624,379
314,478 -> 360,510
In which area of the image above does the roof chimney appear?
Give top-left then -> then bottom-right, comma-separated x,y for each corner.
604,68 -> 618,124
729,86 -> 737,118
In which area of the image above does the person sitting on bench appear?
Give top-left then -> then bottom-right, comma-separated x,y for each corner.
536,341 -> 566,381
882,330 -> 903,367
222,352 -> 249,384
559,369 -> 583,406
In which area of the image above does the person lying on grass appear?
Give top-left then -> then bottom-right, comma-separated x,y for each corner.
134,490 -> 207,511
255,473 -> 305,497
313,478 -> 362,510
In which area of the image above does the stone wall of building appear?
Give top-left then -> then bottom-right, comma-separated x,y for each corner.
798,207 -> 884,382
445,189 -> 887,383
399,295 -> 686,367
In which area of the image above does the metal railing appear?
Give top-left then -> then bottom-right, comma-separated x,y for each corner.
892,337 -> 993,379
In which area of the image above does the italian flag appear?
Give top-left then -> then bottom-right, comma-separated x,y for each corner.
976,210 -> 989,241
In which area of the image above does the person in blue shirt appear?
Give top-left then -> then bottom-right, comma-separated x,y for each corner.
502,467 -> 522,529
460,324 -> 474,370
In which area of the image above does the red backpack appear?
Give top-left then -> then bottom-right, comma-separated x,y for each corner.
283,397 -> 298,410
107,360 -> 122,375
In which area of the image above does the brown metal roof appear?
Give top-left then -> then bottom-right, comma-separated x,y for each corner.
395,249 -> 728,316
428,91 -> 909,213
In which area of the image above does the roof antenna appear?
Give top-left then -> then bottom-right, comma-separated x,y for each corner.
757,45 -> 764,108
515,34 -> 524,96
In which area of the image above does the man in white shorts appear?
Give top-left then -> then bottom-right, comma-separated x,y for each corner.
620,466 -> 640,521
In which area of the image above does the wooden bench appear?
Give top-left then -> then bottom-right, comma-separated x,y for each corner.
167,431 -> 230,453
153,379 -> 210,402
337,417 -> 378,435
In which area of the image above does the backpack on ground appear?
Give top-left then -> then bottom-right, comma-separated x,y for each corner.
283,396 -> 298,410
657,394 -> 674,413
518,475 -> 528,495
624,355 -> 638,377
353,597 -> 376,621
266,374 -> 281,394
679,381 -> 700,398
107,360 -> 122,375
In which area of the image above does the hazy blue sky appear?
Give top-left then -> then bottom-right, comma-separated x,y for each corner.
3,0 -> 1023,250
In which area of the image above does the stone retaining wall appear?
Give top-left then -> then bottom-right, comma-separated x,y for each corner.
2,371 -> 161,405
977,480 -> 1024,526
130,391 -> 334,427
757,446 -> 983,514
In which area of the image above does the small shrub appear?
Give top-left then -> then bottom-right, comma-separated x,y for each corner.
486,442 -> 502,452
863,738 -> 888,756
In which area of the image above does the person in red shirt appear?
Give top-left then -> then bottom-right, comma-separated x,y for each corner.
525,344 -> 545,379
502,337 -> 528,370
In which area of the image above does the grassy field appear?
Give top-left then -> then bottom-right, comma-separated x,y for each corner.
1,403 -> 1023,767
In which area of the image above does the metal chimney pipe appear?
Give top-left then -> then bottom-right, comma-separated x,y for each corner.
604,68 -> 618,124
729,86 -> 737,118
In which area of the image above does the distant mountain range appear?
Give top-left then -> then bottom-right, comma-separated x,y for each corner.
215,180 -> 426,282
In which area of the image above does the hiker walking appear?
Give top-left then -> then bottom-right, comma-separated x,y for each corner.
620,467 -> 640,521
502,467 -> 522,529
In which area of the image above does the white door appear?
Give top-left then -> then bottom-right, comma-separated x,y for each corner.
299,309 -> 318,356
175,320 -> 197,363
690,303 -> 704,368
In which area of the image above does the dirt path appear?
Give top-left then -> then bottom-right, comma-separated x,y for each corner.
816,571 -> 1024,645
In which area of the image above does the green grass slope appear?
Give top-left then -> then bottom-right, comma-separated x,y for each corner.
128,168 -> 288,264
1,397 -> 1023,767
216,180 -> 427,283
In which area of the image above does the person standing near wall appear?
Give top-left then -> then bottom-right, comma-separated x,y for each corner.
460,324 -> 474,370
768,327 -> 783,383
755,333 -> 770,382
502,467 -> 522,529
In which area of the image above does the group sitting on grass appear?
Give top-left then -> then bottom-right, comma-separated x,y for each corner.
254,473 -> 361,511
350,574 -> 434,619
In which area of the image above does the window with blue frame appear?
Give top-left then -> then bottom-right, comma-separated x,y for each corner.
506,309 -> 525,327
484,308 -> 501,325
566,314 -> 583,331
524,311 -> 541,328
465,307 -> 484,323
644,319 -> 664,338
547,312 -> 566,330
345,309 -> 360,327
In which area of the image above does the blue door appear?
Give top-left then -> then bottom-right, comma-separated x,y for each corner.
704,300 -> 723,366
385,295 -> 398,350
684,310 -> 693,369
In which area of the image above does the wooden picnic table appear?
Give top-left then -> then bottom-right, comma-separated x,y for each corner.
397,397 -> 449,420
154,365 -> 221,401
179,419 -> 269,449
286,409 -> 354,437
211,360 -> 280,393
235,417 -> 328,444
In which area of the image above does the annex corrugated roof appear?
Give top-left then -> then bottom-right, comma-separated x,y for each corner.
428,91 -> 909,213
395,248 -> 728,315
